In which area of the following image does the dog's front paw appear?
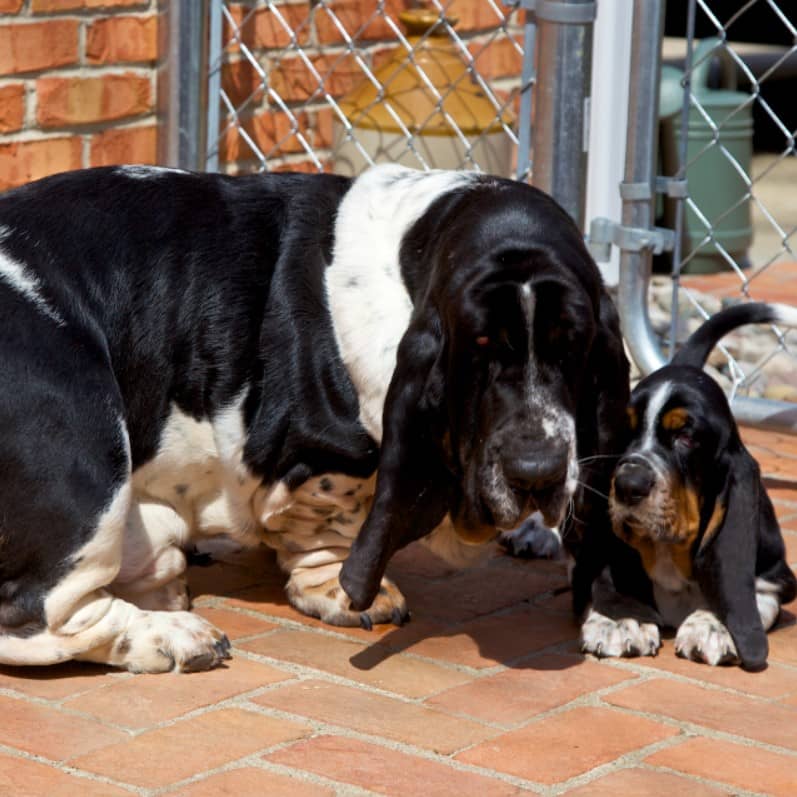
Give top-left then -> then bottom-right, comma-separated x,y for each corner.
580,609 -> 661,658
106,610 -> 231,673
286,571 -> 408,630
675,610 -> 738,666
500,512 -> 561,559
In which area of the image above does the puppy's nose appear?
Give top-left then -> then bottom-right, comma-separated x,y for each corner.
503,445 -> 568,493
614,462 -> 655,505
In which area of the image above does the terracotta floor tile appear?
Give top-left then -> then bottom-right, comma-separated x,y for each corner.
0,694 -> 126,761
783,531 -> 797,565
389,607 -> 578,669
0,753 -> 130,797
187,546 -> 282,601
629,638 -> 797,699
606,678 -> 797,750
253,679 -> 496,753
72,708 -> 311,788
394,565 -> 565,624
427,654 -> 637,726
458,706 -> 678,784
647,737 -> 797,797
0,662 -> 127,701
64,656 -> 291,729
561,767 -> 728,796
764,621 -> 797,666
166,766 -> 334,796
239,629 -> 472,698
193,606 -> 279,639
266,735 -> 526,796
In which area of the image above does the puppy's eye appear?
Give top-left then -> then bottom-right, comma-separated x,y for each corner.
674,431 -> 695,450
475,336 -> 490,347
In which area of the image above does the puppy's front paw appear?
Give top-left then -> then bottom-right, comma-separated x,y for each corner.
675,610 -> 738,666
580,609 -> 661,658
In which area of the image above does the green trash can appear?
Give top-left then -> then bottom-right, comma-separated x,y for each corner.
659,38 -> 754,274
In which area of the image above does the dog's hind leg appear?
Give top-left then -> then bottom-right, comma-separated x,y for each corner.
110,501 -> 191,612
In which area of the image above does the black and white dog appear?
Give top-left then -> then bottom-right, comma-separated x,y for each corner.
0,164 -> 627,673
581,302 -> 797,671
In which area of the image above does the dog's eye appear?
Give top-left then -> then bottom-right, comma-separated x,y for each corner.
674,431 -> 695,449
475,336 -> 490,347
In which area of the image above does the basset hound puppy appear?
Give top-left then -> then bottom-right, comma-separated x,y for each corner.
0,163 -> 627,673
581,302 -> 797,671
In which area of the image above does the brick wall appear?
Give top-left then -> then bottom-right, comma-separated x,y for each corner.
0,0 -> 159,191
216,0 -> 523,174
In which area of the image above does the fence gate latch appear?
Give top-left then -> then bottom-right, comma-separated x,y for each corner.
587,217 -> 676,262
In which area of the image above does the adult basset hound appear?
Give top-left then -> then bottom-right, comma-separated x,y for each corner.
0,163 -> 627,673
581,302 -> 797,671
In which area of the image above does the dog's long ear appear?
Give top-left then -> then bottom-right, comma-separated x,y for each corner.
340,308 -> 455,611
694,449 -> 768,671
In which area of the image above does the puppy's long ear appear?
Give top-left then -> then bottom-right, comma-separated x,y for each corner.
694,451 -> 768,671
340,309 -> 455,611
570,291 -> 645,615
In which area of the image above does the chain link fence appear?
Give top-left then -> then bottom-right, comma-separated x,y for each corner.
656,0 -> 797,408
206,0 -> 528,179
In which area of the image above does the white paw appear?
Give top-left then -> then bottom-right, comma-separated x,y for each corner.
113,610 -> 231,673
580,609 -> 661,658
675,610 -> 738,666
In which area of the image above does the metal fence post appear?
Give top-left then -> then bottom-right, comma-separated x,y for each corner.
159,0 -> 211,170
531,0 -> 596,229
616,0 -> 667,376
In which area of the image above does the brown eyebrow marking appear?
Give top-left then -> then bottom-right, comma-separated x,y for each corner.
626,406 -> 638,430
661,407 -> 689,431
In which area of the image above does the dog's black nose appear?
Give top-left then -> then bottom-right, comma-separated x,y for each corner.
614,462 -> 655,505
503,445 -> 568,493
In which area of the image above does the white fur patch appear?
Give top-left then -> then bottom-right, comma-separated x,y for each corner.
116,165 -> 189,179
580,608 -> 661,658
0,226 -> 65,325
641,381 -> 671,452
674,609 -> 738,665
326,164 -> 476,442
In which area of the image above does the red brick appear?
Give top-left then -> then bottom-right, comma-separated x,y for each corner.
0,0 -> 23,13
0,136 -> 82,191
0,662 -> 125,701
187,545 -> 278,600
458,706 -> 679,784
221,59 -> 266,109
193,606 -> 278,639
0,83 -> 24,133
445,0 -> 510,33
219,110 -> 306,163
64,656 -> 290,729
392,606 -> 578,668
316,0 -> 407,45
86,15 -> 158,65
223,3 -> 311,51
89,124 -> 156,166
0,694 -> 126,761
428,654 -> 636,726
562,767 -> 728,796
72,708 -> 311,788
631,637 -> 797,699
32,0 -> 145,11
0,753 -> 130,797
169,767 -> 333,797
36,72 -> 151,127
469,35 -> 524,80
267,735 -> 525,796
647,737 -> 797,797
271,53 -> 362,102
0,20 -> 79,76
606,678 -> 797,750
239,628 -> 471,698
254,679 -> 497,753
767,622 -> 797,667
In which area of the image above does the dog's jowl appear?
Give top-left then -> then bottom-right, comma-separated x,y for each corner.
0,164 -> 626,672
581,302 -> 797,671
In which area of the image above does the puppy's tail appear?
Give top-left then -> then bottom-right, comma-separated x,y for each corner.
672,302 -> 797,369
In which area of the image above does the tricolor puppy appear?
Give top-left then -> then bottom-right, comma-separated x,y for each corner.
0,163 -> 627,673
581,302 -> 797,671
